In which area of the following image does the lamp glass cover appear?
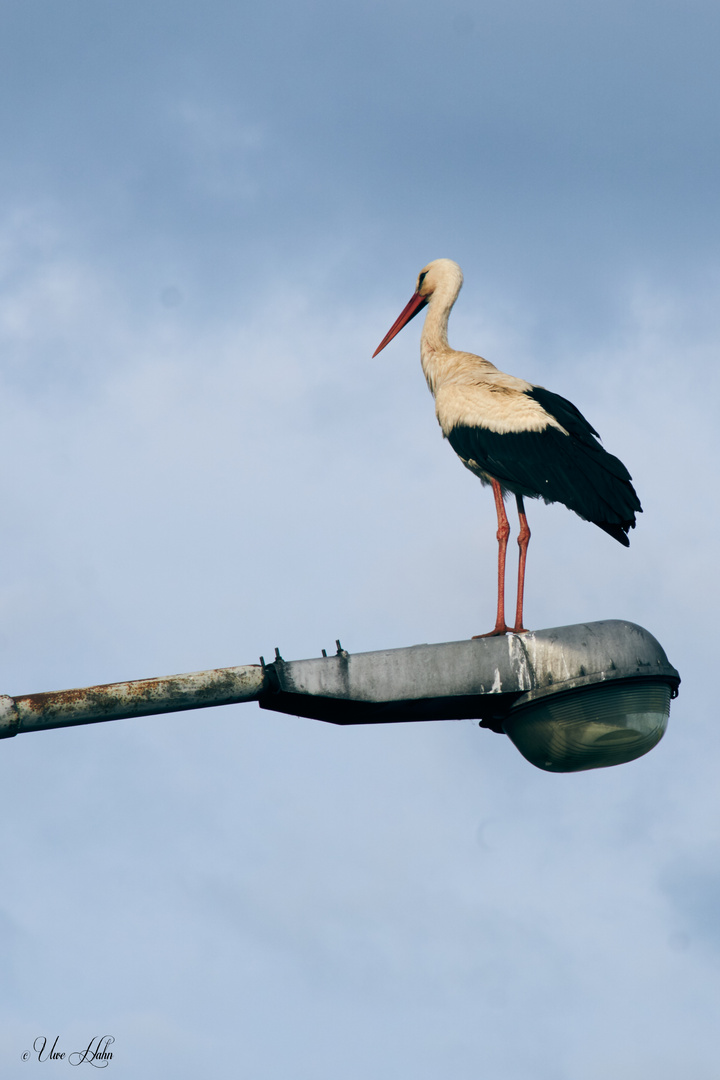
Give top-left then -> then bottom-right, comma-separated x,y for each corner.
503,681 -> 672,773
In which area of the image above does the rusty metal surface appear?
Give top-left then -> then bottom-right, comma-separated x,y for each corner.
1,665 -> 267,738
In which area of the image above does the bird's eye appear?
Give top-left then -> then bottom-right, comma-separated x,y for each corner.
417,271 -> 428,290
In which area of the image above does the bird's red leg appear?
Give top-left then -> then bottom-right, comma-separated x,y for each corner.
473,478 -> 510,637
513,494 -> 531,633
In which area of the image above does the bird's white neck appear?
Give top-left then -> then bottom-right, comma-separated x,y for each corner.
420,275 -> 462,394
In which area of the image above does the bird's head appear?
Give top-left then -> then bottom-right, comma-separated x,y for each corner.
373,259 -> 463,357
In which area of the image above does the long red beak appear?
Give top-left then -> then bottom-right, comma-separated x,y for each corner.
372,292 -> 428,357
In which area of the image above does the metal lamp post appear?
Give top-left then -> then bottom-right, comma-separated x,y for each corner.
0,620 -> 680,773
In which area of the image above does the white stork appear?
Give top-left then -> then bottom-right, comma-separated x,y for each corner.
373,259 -> 641,636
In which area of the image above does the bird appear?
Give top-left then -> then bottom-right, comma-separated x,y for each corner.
372,259 -> 642,637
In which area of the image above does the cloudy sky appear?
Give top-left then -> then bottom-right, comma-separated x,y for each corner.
0,1 -> 718,1076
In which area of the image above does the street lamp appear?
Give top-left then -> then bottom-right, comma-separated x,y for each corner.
0,619 -> 679,773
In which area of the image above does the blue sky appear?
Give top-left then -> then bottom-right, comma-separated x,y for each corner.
0,2 -> 719,1077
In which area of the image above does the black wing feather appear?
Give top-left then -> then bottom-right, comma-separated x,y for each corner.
527,386 -> 600,440
446,387 -> 642,545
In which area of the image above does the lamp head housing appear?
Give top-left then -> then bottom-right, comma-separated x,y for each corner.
260,621 -> 680,773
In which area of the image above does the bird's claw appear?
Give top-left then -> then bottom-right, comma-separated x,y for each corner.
472,624 -> 529,639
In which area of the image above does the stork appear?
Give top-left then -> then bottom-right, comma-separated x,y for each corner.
373,259 -> 641,636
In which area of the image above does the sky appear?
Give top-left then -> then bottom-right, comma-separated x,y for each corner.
0,0 -> 718,1076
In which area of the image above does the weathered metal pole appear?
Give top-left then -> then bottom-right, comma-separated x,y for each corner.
0,664 -> 266,739
0,622 -> 679,754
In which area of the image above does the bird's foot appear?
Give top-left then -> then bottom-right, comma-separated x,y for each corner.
472,624 -> 510,638
472,623 -> 529,639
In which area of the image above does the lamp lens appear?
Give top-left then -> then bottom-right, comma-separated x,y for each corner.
503,681 -> 672,773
